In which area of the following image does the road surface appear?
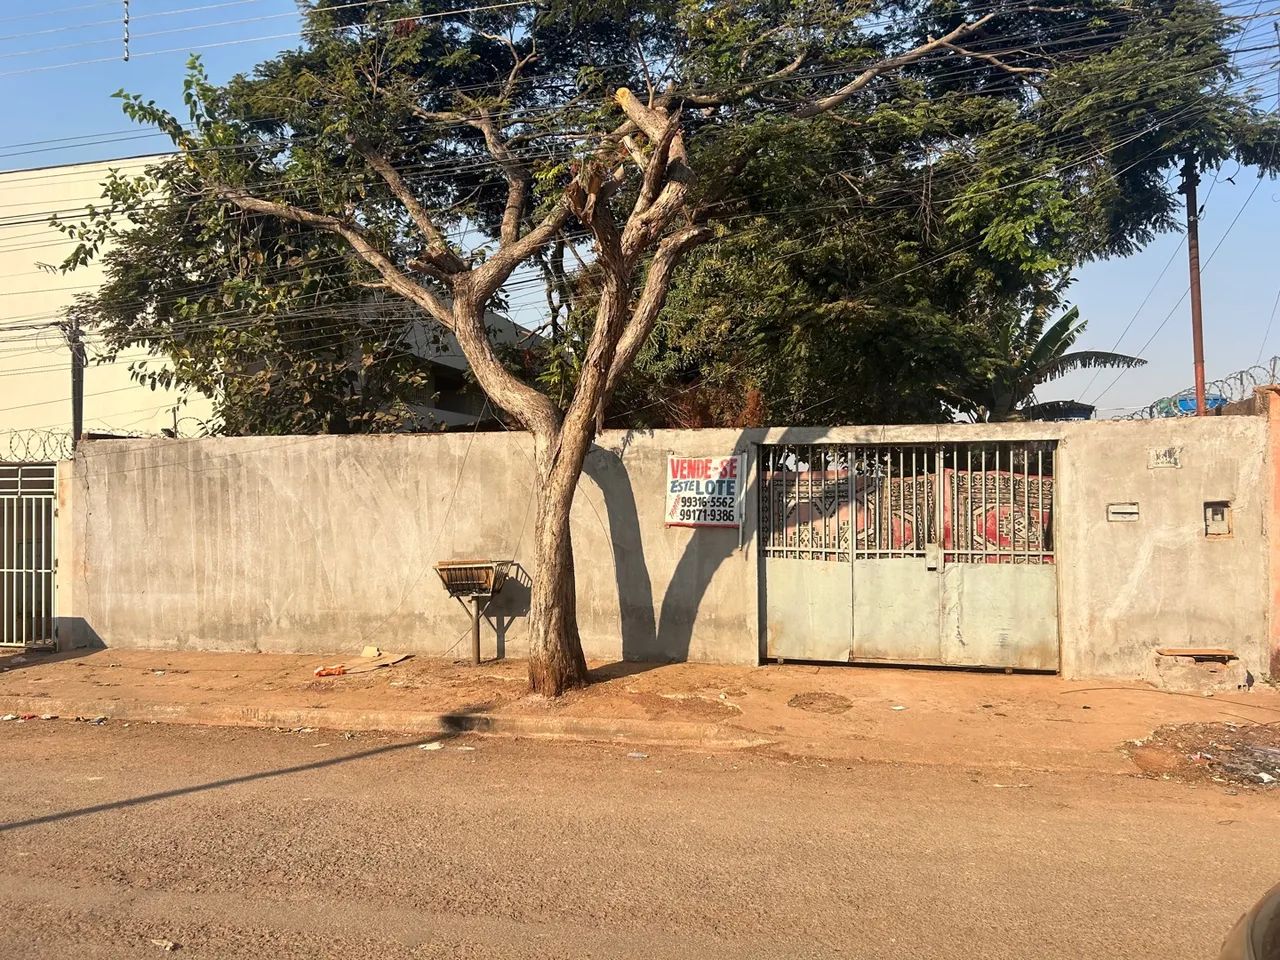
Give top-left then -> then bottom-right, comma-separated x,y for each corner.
0,721 -> 1276,958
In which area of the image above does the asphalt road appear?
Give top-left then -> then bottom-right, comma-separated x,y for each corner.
0,721 -> 1276,959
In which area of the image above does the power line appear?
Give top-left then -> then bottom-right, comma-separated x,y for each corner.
0,48 -> 1267,237
0,1 -> 122,27
0,0 -> 532,78
0,10 -> 1271,178
0,1 -> 273,43
0,86 -> 1251,350
0,127 -> 1184,427
0,0 -> 1273,85
1089,161 -> 1275,407
1255,287 -> 1280,363
0,8 -> 1269,417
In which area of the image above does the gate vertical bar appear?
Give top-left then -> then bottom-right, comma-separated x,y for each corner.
45,495 -> 53,642
766,446 -> 775,553
38,495 -> 45,642
21,492 -> 28,645
848,444 -> 855,659
39,497 -> 45,642
808,445 -> 817,558
980,448 -> 987,561
994,445 -> 1001,562
1023,446 -> 1031,563
3,498 -> 8,645
898,447 -> 905,555
1038,447 -> 1044,560
878,448 -> 884,556
28,492 -> 35,645
788,445 -> 795,559
1,498 -> 8,646
951,444 -> 959,556
964,446 -> 971,557
935,445 -> 945,553
912,447 -> 919,552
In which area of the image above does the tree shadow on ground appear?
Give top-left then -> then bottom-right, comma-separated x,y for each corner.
0,708 -> 489,834
0,644 -> 99,676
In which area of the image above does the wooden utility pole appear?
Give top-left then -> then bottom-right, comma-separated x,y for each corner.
1181,154 -> 1207,416
67,316 -> 86,445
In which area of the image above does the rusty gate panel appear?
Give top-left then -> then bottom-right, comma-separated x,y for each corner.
849,445 -> 941,662
759,440 -> 1059,670
758,445 -> 852,661
940,563 -> 1058,669
937,443 -> 1058,669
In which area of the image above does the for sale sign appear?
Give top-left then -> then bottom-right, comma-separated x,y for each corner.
666,455 -> 744,528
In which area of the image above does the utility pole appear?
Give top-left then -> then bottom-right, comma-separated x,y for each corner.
1180,154 -> 1207,416
67,316 -> 86,445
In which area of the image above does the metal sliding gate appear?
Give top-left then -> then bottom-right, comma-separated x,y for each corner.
1,463 -> 57,648
759,442 -> 1058,670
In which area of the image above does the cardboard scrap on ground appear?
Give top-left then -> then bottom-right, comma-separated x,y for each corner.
311,648 -> 411,679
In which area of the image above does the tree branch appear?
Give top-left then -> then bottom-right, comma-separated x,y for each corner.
937,41 -> 1049,75
683,46 -> 810,107
794,12 -> 998,119
410,103 -> 532,248
216,187 -> 456,330
348,135 -> 467,274
603,225 -> 710,409
614,89 -> 693,258
471,198 -> 574,302
476,28 -> 537,101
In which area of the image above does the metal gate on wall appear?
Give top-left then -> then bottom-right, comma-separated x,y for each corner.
758,442 -> 1058,670
1,463 -> 57,648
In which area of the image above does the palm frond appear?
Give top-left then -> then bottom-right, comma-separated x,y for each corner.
1027,306 -> 1082,369
1037,349 -> 1145,382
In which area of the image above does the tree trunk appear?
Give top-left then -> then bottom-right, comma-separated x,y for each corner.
526,442 -> 589,696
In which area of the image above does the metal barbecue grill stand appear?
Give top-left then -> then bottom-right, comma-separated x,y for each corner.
433,560 -> 512,665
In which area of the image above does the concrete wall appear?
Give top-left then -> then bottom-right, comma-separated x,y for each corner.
63,416 -> 1276,680
1052,417 -> 1270,680
64,430 -> 759,665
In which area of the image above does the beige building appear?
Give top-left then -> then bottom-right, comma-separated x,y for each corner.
0,155 -> 206,454
0,155 -> 517,459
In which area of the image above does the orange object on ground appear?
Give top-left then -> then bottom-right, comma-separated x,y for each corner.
313,664 -> 347,677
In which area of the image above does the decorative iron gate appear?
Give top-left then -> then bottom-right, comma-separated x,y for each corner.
1,463 -> 57,648
759,442 -> 1057,669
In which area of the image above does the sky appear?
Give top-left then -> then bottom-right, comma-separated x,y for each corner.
0,0 -> 1277,417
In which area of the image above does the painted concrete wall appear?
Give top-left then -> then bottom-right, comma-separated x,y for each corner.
63,416 -> 1275,680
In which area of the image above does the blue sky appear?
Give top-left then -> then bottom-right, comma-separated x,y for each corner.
1,0 -> 1277,416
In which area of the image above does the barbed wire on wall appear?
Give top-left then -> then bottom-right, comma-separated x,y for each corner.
0,421 -> 214,462
1120,357 -> 1280,419
1,428 -> 74,462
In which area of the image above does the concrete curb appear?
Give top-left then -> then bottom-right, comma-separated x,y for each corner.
0,695 -> 769,750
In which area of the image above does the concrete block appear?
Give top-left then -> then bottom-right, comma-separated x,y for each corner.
1152,653 -> 1248,695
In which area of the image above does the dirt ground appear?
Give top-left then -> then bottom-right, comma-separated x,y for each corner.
4,648 -> 1279,774
1,720 -> 1277,959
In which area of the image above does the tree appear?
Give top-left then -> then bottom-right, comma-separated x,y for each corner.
956,305 -> 1145,421
607,0 -> 1280,428
58,160 -> 445,435
65,0 -> 1278,694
